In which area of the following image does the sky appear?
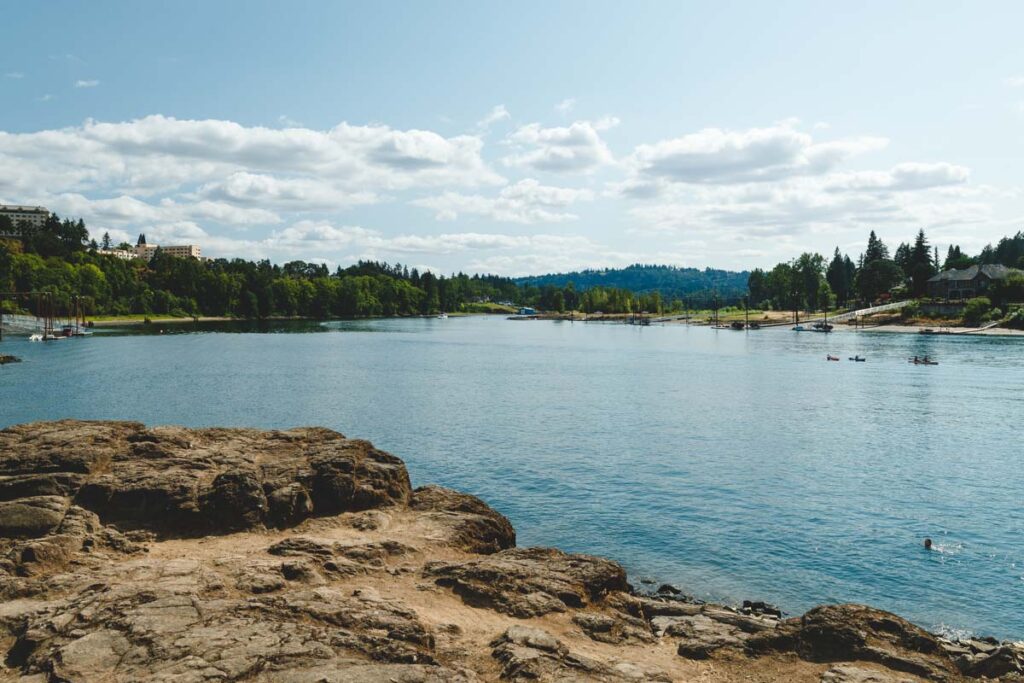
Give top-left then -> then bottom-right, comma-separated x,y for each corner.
2,1 -> 1024,275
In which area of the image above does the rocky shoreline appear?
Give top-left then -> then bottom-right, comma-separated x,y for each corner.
1,420 -> 1021,682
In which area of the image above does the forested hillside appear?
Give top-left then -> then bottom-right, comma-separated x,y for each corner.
516,264 -> 750,304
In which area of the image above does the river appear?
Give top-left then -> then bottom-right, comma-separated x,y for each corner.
1,316 -> 1022,638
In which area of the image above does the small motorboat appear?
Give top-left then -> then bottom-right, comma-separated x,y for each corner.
826,354 -> 840,361
436,313 -> 448,319
28,334 -> 43,342
848,356 -> 866,362
793,325 -> 806,332
730,321 -> 745,330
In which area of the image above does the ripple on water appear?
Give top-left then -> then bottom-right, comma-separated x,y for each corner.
1,318 -> 1023,638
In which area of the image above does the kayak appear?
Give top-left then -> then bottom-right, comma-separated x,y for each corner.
848,356 -> 866,362
827,355 -> 840,361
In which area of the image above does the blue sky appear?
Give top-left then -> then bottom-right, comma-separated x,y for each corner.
3,1 -> 1023,274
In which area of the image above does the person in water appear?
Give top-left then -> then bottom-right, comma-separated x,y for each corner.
924,538 -> 933,550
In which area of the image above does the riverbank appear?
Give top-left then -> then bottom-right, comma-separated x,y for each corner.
1,420 -> 1020,681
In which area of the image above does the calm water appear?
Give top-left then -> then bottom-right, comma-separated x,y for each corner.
2,316 -> 1022,638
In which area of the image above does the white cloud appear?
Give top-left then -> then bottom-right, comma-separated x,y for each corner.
503,119 -> 617,172
412,178 -> 594,223
74,79 -> 100,88
277,114 -> 303,128
47,192 -> 281,227
477,105 -> 510,131
0,115 -> 503,202
555,98 -> 576,115
37,94 -> 54,102
4,72 -> 24,79
626,172 -> 992,256
824,162 -> 969,192
197,172 -> 379,210
628,124 -> 887,184
1005,76 -> 1024,87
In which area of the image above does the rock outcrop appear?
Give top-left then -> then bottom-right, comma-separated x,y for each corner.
0,420 -> 1018,682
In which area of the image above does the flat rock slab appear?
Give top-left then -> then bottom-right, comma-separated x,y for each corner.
424,547 -> 628,618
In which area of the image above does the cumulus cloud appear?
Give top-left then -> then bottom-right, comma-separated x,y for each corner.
74,79 -> 100,88
555,98 -> 576,115
503,118 -> 618,172
477,105 -> 510,130
197,172 -> 378,210
824,162 -> 970,192
47,193 -> 281,227
628,124 -> 887,184
412,178 -> 594,223
627,172 -> 992,253
0,115 -> 502,198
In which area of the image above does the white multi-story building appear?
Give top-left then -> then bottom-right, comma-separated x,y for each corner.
133,234 -> 202,261
96,248 -> 136,261
0,205 -> 50,235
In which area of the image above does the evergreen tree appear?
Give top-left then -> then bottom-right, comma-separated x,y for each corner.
864,230 -> 889,263
907,229 -> 936,297
826,248 -> 851,306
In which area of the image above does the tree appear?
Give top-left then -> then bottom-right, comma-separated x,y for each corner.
826,248 -> 852,306
747,269 -> 769,307
101,232 -> 112,250
793,252 -> 827,310
856,259 -> 903,302
908,229 -> 937,297
864,230 -> 889,264
943,245 -> 973,270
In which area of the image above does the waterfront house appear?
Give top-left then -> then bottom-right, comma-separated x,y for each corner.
518,307 -> 537,315
926,264 -> 1021,300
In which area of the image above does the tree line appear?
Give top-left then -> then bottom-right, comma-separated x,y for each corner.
0,213 -> 672,318
747,229 -> 1024,312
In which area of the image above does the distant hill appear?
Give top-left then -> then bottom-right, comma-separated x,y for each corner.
515,264 -> 750,304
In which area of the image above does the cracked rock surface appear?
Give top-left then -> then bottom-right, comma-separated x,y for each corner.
0,421 -> 1016,682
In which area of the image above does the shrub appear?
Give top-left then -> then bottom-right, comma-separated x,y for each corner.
963,296 -> 992,325
900,302 -> 921,319
1004,308 -> 1024,329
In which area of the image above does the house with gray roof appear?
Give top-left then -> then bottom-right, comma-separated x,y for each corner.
927,264 -> 1022,300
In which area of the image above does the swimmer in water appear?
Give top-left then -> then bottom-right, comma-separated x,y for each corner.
924,538 -> 933,550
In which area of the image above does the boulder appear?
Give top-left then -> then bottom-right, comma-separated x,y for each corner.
0,421 -> 412,537
425,547 -> 628,618
747,604 -> 957,679
411,485 -> 515,553
0,496 -> 68,538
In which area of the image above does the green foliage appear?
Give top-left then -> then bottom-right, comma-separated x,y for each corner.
900,302 -> 922,319
962,297 -> 992,325
978,231 -> 1024,268
989,272 -> 1024,306
748,253 -> 832,311
1004,308 -> 1024,329
943,244 -> 973,270
515,264 -> 749,305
